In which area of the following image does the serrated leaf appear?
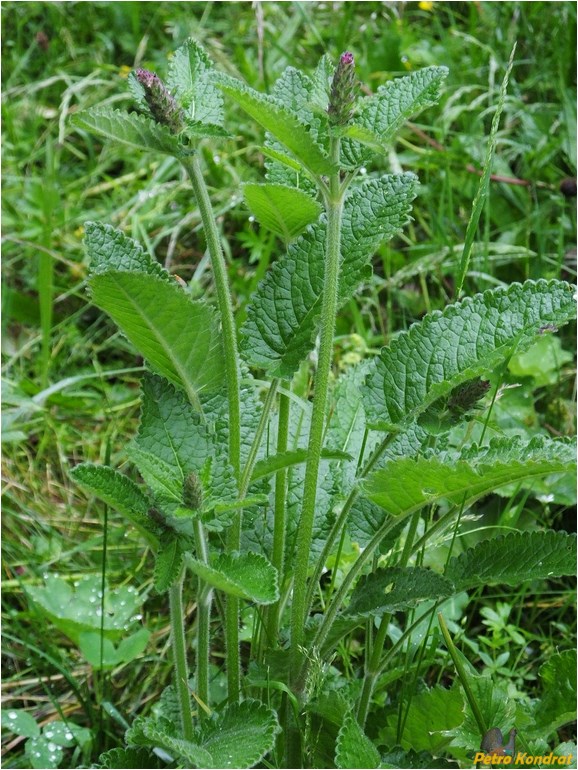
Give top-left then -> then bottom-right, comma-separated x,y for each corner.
1,709 -> 40,738
130,375 -> 238,532
446,530 -> 577,591
128,700 -> 279,769
85,221 -> 172,280
250,447 -> 352,483
197,700 -> 280,769
216,73 -> 335,176
345,566 -> 455,617
186,552 -> 279,604
71,107 -> 180,155
446,676 -> 515,750
89,271 -> 225,412
97,746 -> 165,769
70,463 -> 159,541
243,183 -> 322,242
362,436 -> 576,516
363,280 -> 577,430
167,38 -> 224,126
342,66 -> 448,166
154,537 -> 186,593
380,686 -> 463,754
335,714 -> 380,769
241,173 -> 417,376
535,650 -> 577,735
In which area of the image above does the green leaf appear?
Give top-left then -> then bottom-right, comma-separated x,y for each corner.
167,38 -> 224,126
97,746 -> 165,769
130,375 -> 238,532
446,530 -> 577,591
89,271 -> 225,412
243,183 -> 322,242
1,709 -> 40,738
25,735 -> 63,769
85,221 -> 172,280
71,107 -> 180,155
186,552 -> 279,604
216,73 -> 335,175
250,447 -> 352,483
241,173 -> 418,377
42,721 -> 79,748
335,714 -> 380,769
362,436 -> 576,516
535,650 -> 577,735
128,700 -> 280,769
379,686 -> 463,754
344,66 -> 448,152
198,700 -> 280,768
25,575 -> 144,644
344,566 -> 455,617
447,676 -> 515,750
78,628 -> 151,669
69,463 -> 159,541
363,280 -> 577,430
154,536 -> 186,593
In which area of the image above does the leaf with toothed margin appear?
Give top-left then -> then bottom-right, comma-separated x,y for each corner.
84,221 -> 173,280
363,280 -> 577,431
241,173 -> 418,377
362,436 -> 576,516
88,271 -> 225,412
71,108 -> 181,155
70,463 -> 159,543
166,38 -> 224,126
446,529 -> 577,591
335,714 -> 381,769
186,552 -> 279,604
215,72 -> 335,176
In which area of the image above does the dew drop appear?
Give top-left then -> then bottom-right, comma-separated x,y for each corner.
65,732 -> 73,741
45,730 -> 54,738
248,215 -> 255,223
47,742 -> 57,751
8,711 -> 17,719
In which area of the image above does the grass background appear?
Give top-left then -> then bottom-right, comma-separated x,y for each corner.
2,2 -> 576,767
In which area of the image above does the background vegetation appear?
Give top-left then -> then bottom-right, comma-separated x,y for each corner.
2,2 -> 576,768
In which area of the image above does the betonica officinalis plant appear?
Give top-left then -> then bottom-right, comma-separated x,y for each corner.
70,41 -> 576,769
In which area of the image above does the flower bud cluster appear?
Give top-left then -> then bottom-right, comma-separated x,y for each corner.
134,68 -> 184,133
327,51 -> 357,126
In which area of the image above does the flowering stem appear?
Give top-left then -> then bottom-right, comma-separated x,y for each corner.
181,153 -> 242,702
289,135 -> 344,699
169,575 -> 194,741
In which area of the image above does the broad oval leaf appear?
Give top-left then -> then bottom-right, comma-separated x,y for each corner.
167,38 -> 224,126
361,436 -> 576,515
335,714 -> 380,770
85,221 -> 172,280
344,566 -> 455,618
89,271 -> 225,412
445,530 -> 577,591
241,173 -> 418,377
363,280 -> 577,430
243,183 -> 322,242
71,108 -> 180,155
186,552 -> 279,604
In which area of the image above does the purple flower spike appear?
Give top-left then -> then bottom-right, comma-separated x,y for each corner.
328,51 -> 357,126
134,68 -> 184,133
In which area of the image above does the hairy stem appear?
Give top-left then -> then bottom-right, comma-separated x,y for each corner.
181,153 -> 242,701
289,136 -> 344,694
264,388 -> 290,648
192,521 -> 212,716
169,577 -> 194,740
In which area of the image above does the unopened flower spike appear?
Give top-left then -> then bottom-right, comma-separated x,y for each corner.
134,68 -> 184,134
328,51 -> 357,126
